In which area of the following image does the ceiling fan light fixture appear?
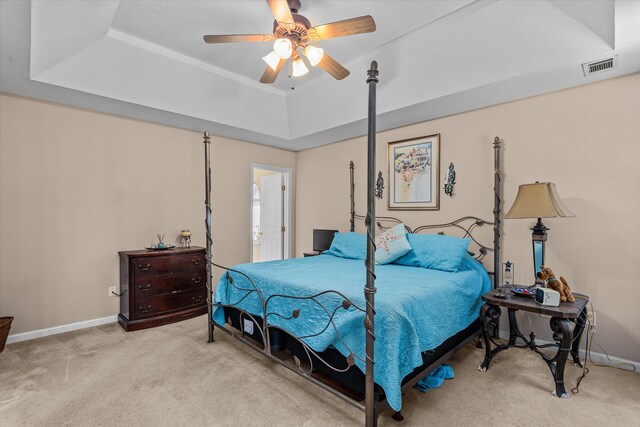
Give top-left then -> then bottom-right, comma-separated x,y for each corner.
273,38 -> 293,59
304,45 -> 324,66
262,51 -> 281,71
292,57 -> 309,77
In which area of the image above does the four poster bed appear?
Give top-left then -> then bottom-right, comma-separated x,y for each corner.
202,62 -> 503,426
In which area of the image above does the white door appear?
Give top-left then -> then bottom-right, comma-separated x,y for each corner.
259,173 -> 283,261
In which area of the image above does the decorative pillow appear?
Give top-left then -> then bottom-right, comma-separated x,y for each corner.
393,234 -> 471,272
375,224 -> 412,265
324,232 -> 367,260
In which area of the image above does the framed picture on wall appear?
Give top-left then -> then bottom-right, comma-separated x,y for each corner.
387,134 -> 440,210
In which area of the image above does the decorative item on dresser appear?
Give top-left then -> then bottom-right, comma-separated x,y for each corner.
180,229 -> 192,248
118,247 -> 207,331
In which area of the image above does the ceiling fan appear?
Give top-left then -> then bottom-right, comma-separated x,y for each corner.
203,0 -> 376,84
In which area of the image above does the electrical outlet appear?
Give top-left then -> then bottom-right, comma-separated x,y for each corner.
587,310 -> 597,328
108,286 -> 117,297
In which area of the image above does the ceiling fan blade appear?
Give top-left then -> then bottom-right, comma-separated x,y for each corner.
317,54 -> 350,80
308,15 -> 376,40
260,59 -> 286,83
203,34 -> 274,43
267,0 -> 295,29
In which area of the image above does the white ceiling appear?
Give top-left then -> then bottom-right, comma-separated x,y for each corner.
1,0 -> 639,151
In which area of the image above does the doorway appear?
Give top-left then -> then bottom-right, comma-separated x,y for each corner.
251,164 -> 292,262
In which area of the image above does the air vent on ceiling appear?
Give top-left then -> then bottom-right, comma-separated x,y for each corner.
582,55 -> 618,77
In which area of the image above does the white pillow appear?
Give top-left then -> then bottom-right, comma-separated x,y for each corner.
375,223 -> 412,265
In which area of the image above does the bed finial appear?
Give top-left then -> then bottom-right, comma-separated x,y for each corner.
366,61 -> 379,83
203,131 -> 211,143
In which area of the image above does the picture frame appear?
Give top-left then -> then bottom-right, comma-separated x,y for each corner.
387,134 -> 440,210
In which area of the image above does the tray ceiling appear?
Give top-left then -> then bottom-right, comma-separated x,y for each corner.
1,0 -> 639,151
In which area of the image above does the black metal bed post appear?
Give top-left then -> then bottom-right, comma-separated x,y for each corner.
204,131 -> 214,343
364,61 -> 379,427
492,136 -> 502,339
350,161 -> 355,232
492,136 -> 501,289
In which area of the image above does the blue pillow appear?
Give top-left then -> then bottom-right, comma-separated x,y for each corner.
375,224 -> 412,265
393,234 -> 471,272
324,232 -> 367,260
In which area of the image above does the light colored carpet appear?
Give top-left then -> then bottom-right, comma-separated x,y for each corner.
1,316 -> 638,427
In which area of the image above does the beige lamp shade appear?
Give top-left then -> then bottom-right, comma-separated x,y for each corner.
505,182 -> 575,219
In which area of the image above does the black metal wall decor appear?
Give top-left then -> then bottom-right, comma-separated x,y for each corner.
375,171 -> 384,199
444,162 -> 456,197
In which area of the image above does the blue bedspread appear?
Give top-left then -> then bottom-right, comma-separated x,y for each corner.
213,254 -> 490,411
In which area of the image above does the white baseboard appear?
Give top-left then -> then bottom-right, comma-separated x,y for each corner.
496,330 -> 639,372
6,315 -> 118,345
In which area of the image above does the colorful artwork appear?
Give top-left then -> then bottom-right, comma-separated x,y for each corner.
388,134 -> 440,210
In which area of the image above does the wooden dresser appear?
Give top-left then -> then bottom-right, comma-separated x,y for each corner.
118,247 -> 207,331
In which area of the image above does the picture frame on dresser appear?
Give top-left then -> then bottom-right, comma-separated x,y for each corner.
387,134 -> 440,210
118,246 -> 207,331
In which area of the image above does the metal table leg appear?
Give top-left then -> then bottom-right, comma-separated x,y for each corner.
571,307 -> 587,367
548,317 -> 573,398
507,308 -> 527,345
479,304 -> 505,371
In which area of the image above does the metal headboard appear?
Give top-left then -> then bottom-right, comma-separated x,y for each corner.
350,137 -> 502,283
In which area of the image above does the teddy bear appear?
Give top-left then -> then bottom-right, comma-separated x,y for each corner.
536,266 -> 575,303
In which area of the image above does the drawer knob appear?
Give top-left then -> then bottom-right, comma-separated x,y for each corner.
138,263 -> 151,271
192,259 -> 201,265
192,277 -> 202,284
138,305 -> 152,313
192,296 -> 204,304
138,284 -> 152,292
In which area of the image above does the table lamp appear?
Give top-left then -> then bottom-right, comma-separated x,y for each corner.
505,182 -> 574,283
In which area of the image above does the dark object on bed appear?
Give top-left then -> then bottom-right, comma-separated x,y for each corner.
303,251 -> 321,257
313,229 -> 338,252
118,247 -> 207,331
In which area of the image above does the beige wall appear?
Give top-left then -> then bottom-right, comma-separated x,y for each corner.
2,74 -> 639,362
0,93 -> 295,335
296,73 -> 640,362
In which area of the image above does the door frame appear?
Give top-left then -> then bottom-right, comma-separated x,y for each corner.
250,163 -> 292,262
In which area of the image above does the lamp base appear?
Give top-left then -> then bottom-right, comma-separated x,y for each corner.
531,218 -> 548,280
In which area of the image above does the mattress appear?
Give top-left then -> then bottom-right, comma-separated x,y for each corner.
213,253 -> 491,411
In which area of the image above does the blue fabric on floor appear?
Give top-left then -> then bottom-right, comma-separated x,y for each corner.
414,364 -> 455,393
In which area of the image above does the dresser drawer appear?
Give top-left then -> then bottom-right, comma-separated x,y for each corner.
132,253 -> 205,277
134,272 -> 204,297
133,288 -> 206,319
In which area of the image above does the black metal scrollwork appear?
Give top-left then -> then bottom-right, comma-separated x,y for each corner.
375,171 -> 384,199
444,162 -> 456,197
